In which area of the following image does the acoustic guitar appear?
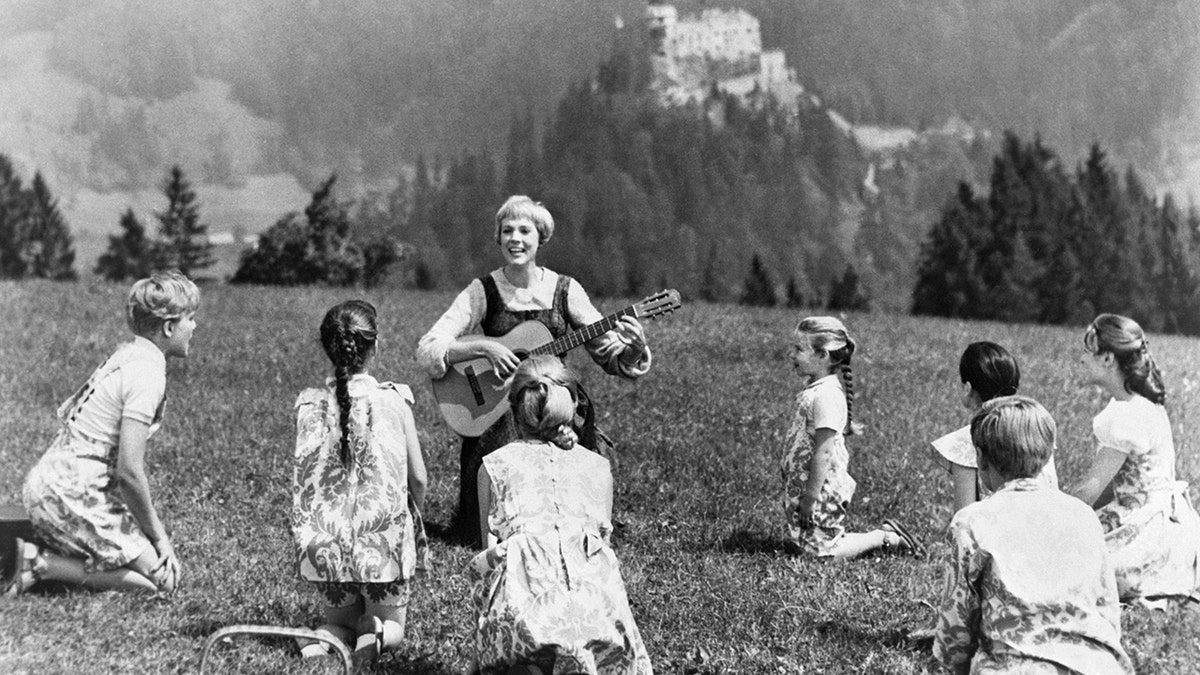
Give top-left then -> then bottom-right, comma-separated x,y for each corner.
432,289 -> 682,437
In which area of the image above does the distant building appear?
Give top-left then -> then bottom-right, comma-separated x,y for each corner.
644,2 -> 802,107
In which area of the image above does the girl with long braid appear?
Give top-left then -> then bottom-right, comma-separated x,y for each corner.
781,316 -> 921,559
292,300 -> 428,658
1070,313 -> 1200,606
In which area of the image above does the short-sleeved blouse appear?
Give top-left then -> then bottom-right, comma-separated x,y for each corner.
930,425 -> 1060,493
62,336 -> 166,445
1093,396 -> 1176,507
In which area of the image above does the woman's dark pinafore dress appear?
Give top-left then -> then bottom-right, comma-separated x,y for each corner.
452,273 -> 604,547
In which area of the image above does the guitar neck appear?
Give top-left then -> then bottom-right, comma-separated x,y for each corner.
530,306 -> 636,357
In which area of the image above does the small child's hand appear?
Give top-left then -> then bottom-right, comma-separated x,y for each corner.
151,538 -> 180,593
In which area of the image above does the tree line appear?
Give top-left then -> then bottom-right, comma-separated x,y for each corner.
913,132 -> 1200,335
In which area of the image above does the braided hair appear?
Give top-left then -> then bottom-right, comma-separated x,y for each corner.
1085,313 -> 1166,404
508,355 -> 579,450
796,316 -> 860,435
319,300 -> 378,467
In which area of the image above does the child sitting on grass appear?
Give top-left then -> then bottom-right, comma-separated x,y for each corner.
934,396 -> 1132,674
7,270 -> 198,596
292,300 -> 428,659
929,342 -> 1058,519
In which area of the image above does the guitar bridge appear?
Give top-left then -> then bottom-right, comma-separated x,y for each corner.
463,365 -> 485,406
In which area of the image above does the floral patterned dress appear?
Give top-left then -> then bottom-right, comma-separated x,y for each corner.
1092,396 -> 1200,602
22,338 -> 166,572
469,441 -> 652,675
292,375 -> 427,586
934,479 -> 1133,674
780,374 -> 856,556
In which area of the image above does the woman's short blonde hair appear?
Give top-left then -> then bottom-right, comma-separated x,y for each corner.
126,270 -> 200,335
970,395 -> 1055,480
494,195 -> 555,244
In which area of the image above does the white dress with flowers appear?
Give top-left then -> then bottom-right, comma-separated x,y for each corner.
780,374 -> 856,556
292,375 -> 426,584
1092,395 -> 1200,602
469,441 -> 652,675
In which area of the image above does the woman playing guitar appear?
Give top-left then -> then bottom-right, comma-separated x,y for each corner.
416,195 -> 652,548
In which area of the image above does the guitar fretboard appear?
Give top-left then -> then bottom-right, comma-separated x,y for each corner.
529,306 -> 637,357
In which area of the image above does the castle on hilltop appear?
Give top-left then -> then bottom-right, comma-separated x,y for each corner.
644,2 -> 802,106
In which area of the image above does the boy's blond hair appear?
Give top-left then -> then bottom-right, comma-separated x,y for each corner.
970,395 -> 1055,480
126,270 -> 200,335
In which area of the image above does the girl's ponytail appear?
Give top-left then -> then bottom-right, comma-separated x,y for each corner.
1086,314 -> 1166,405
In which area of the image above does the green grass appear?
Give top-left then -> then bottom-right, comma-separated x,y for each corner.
2,280 -> 1200,674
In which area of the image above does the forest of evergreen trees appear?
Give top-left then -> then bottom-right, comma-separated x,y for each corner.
386,49 -> 873,306
912,133 -> 1200,335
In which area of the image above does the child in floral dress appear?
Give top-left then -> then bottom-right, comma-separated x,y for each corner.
9,270 -> 198,595
469,356 -> 652,675
292,300 -> 428,657
935,396 -> 1132,674
929,341 -> 1058,519
781,316 -> 919,559
1070,313 -> 1200,605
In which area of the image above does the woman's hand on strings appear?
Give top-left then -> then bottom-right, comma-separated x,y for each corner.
613,316 -> 647,359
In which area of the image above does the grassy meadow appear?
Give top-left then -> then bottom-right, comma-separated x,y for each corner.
2,280 -> 1200,674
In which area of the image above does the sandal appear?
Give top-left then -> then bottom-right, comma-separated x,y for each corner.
3,538 -> 42,596
354,615 -> 384,660
881,519 -> 923,558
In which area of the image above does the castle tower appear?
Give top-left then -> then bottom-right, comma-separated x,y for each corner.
645,2 -> 678,87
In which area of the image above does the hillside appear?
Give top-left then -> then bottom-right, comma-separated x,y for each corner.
0,0 -> 1196,295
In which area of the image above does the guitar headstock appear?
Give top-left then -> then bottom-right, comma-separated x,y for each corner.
633,289 -> 682,320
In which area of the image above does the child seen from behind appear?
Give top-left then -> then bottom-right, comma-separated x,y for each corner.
929,342 -> 1058,519
934,396 -> 1132,674
780,316 -> 919,559
292,300 -> 428,658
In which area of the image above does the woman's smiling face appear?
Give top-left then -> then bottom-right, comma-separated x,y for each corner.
498,216 -> 540,266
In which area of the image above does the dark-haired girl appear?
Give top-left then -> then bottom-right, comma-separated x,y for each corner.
1071,313 -> 1200,606
781,316 -> 919,559
930,341 -> 1058,518
292,300 -> 429,657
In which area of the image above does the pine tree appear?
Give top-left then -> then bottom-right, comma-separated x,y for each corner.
740,253 -> 778,307
22,172 -> 76,280
785,276 -> 805,308
96,208 -> 155,281
912,182 -> 988,317
155,166 -> 214,276
0,155 -> 30,278
827,264 -> 869,311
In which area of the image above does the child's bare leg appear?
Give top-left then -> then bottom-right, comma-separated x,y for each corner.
39,548 -> 158,592
825,530 -> 898,560
364,580 -> 410,651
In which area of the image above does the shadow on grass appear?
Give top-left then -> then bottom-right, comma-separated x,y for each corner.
814,618 -> 934,657
719,529 -> 790,554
